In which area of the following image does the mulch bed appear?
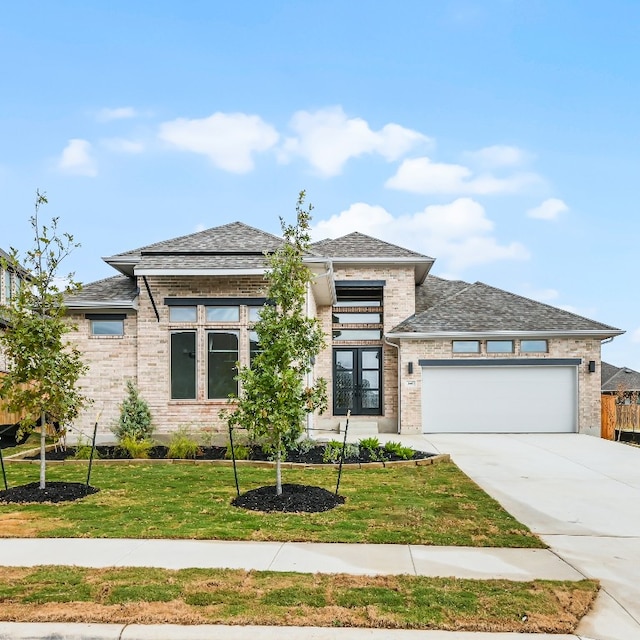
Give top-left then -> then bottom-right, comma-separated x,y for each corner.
232,483 -> 345,513
22,444 -> 433,464
0,481 -> 99,504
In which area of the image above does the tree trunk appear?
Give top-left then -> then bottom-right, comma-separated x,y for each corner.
276,443 -> 282,496
39,411 -> 46,490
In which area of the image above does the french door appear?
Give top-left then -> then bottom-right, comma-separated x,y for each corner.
333,347 -> 382,415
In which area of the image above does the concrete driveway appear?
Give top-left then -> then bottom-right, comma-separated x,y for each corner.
412,433 -> 640,640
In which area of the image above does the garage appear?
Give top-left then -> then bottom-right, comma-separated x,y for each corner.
420,359 -> 579,433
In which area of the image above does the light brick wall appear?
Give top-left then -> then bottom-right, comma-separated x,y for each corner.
67,312 -> 138,438
397,337 -> 603,435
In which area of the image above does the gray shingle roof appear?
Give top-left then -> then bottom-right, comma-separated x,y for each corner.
107,222 -> 285,262
601,362 -> 640,392
137,254 -> 271,271
415,275 -> 471,313
65,275 -> 138,308
312,232 -> 432,259
391,281 -> 622,335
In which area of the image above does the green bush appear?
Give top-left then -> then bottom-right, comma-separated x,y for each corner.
113,380 -> 153,442
166,428 -> 201,459
383,441 -> 414,460
71,436 -> 99,460
294,437 -> 316,455
321,440 -> 359,464
358,437 -> 387,462
117,436 -> 154,459
225,442 -> 250,460
322,440 -> 343,463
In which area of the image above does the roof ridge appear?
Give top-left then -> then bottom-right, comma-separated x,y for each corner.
311,231 -> 431,259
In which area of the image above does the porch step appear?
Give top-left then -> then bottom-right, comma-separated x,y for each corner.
339,420 -> 379,436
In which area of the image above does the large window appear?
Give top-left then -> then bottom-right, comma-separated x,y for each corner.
166,298 -> 268,401
207,331 -> 239,399
171,332 -> 197,399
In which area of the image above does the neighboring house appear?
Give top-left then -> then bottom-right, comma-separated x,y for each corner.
64,223 -> 623,439
1,248 -> 29,437
601,362 -> 640,400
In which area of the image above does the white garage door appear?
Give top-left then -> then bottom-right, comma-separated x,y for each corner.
421,364 -> 577,433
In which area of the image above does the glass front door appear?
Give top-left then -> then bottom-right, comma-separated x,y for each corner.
333,347 -> 382,415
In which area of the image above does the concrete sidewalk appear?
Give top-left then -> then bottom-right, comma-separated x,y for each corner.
0,623 -> 592,640
0,538 -> 582,581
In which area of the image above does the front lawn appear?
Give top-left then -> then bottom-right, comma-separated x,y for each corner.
0,566 -> 598,633
0,461 -> 543,547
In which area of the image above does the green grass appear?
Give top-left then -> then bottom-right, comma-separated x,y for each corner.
0,434 -> 52,458
0,565 -> 598,632
0,460 -> 542,547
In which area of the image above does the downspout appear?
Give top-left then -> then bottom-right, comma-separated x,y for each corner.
384,335 -> 401,434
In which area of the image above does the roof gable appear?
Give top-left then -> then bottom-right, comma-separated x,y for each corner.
392,281 -> 622,336
601,362 -> 640,392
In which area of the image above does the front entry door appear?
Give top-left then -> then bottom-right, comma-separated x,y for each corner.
333,347 -> 382,415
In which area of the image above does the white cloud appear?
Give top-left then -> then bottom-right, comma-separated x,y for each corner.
158,112 -> 279,173
101,138 -> 145,154
464,145 -> 530,168
385,156 -> 540,195
312,197 -> 529,273
57,139 -> 97,177
96,106 -> 139,122
280,106 -> 430,176
527,198 -> 569,220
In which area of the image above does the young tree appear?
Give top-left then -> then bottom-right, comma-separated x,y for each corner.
225,191 -> 327,495
0,191 -> 87,489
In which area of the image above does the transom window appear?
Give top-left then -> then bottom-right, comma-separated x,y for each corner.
91,319 -> 124,336
87,314 -> 126,337
486,340 -> 514,353
205,306 -> 239,322
169,306 -> 197,322
521,339 -> 548,353
452,340 -> 480,353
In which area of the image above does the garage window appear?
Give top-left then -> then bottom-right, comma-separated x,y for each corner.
521,339 -> 548,353
487,340 -> 514,353
452,340 -> 480,353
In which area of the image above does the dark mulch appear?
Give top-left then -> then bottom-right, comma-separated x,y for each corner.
25,444 -> 434,464
0,481 -> 100,504
232,483 -> 345,513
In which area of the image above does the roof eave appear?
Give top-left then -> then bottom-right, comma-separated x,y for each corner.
103,256 -> 139,277
65,299 -> 139,311
387,329 -> 625,340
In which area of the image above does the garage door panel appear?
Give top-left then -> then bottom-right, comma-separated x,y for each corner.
421,366 -> 576,433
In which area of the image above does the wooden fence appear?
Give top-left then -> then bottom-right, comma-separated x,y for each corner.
601,394 -> 640,440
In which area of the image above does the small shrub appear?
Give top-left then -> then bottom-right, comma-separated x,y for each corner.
383,441 -> 414,460
225,442 -> 250,460
166,429 -> 201,459
113,380 -> 153,442
322,440 -> 343,463
294,437 -> 316,455
358,437 -> 387,462
117,436 -> 154,459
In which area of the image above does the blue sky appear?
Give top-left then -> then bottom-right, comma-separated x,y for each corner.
1,1 -> 638,368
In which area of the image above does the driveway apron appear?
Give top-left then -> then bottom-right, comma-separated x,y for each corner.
417,433 -> 640,640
